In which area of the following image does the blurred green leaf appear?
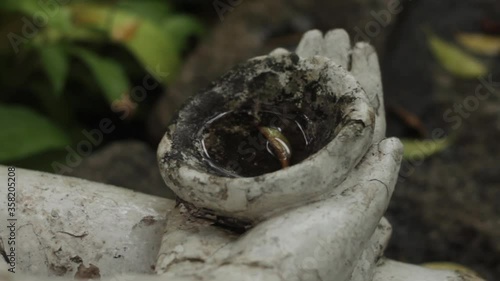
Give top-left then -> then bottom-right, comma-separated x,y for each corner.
1,0 -> 39,14
111,12 -> 178,83
48,6 -> 74,33
426,30 -> 488,78
39,44 -> 69,96
0,104 -> 70,162
68,3 -> 110,30
43,6 -> 97,42
402,138 -> 451,161
117,0 -> 173,23
63,3 -> 203,83
71,47 -> 129,103
457,33 -> 500,56
163,14 -> 204,51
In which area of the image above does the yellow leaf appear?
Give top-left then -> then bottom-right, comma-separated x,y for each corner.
112,19 -> 140,42
457,33 -> 500,56
426,31 -> 488,78
422,262 -> 483,279
401,138 -> 450,160
68,3 -> 193,83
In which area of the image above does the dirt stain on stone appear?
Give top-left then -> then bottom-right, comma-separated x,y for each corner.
74,263 -> 101,280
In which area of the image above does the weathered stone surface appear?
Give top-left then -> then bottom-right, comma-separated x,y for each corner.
153,28 -> 427,281
0,166 -> 175,279
157,50 -> 376,221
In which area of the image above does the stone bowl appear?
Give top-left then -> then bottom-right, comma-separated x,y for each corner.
157,52 -> 375,222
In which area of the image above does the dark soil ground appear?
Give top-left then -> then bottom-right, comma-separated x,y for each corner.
382,1 -> 500,280
69,0 -> 500,279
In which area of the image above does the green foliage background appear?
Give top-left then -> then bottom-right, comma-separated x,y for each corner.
0,0 -> 204,171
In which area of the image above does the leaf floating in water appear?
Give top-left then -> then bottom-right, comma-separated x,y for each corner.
426,30 -> 488,78
457,33 -> 500,56
401,138 -> 451,161
258,126 -> 292,168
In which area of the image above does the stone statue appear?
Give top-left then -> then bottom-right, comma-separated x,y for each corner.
0,29 -> 483,281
